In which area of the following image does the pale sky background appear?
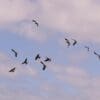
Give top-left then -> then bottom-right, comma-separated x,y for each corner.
0,0 -> 100,100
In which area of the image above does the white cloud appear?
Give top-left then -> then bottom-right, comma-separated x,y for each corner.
0,0 -> 34,24
12,22 -> 47,42
0,0 -> 100,42
38,0 -> 100,42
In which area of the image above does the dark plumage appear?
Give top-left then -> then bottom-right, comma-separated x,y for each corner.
44,57 -> 51,62
84,46 -> 90,51
94,51 -> 100,60
40,61 -> 46,70
94,51 -> 98,56
65,38 -> 70,47
11,49 -> 17,57
72,39 -> 77,46
22,58 -> 28,64
32,19 -> 39,27
35,54 -> 40,60
9,67 -> 16,72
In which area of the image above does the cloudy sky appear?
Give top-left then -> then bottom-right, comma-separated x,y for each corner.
0,0 -> 100,100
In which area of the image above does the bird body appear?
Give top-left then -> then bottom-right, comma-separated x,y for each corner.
9,67 -> 16,72
65,38 -> 70,47
22,58 -> 28,64
44,57 -> 51,62
32,19 -> 39,27
94,51 -> 98,56
84,46 -> 90,51
11,49 -> 17,57
40,61 -> 46,70
72,39 -> 77,46
94,51 -> 100,60
35,54 -> 40,60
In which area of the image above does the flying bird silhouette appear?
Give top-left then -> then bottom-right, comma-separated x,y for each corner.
35,54 -> 41,60
84,46 -> 90,51
11,49 -> 18,57
9,67 -> 16,72
72,39 -> 77,46
94,51 -> 98,56
94,51 -> 100,60
32,19 -> 39,27
44,57 -> 51,62
65,38 -> 70,47
40,61 -> 46,70
22,58 -> 28,64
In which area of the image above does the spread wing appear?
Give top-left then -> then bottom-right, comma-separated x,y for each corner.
22,58 -> 28,64
65,38 -> 70,47
11,49 -> 17,57
32,20 -> 39,27
44,57 -> 51,62
35,54 -> 40,60
9,67 -> 16,72
72,39 -> 77,46
84,46 -> 90,51
40,61 -> 46,70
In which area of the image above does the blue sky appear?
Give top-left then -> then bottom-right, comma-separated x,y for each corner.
0,0 -> 100,100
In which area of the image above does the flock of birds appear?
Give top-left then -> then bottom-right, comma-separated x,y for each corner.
65,37 -> 100,60
9,49 -> 51,72
8,19 -> 100,72
9,20 -> 51,72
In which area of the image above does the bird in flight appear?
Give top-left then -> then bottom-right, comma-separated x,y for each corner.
44,57 -> 51,62
40,61 -> 46,70
32,19 -> 39,27
9,67 -> 16,72
84,46 -> 90,52
11,49 -> 18,57
35,54 -> 41,61
65,38 -> 70,47
72,39 -> 77,46
94,51 -> 100,60
22,58 -> 28,64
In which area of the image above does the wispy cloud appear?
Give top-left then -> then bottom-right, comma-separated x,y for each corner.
0,0 -> 100,42
0,0 -> 100,100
